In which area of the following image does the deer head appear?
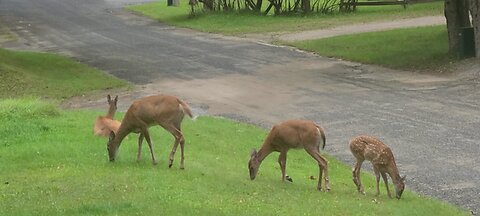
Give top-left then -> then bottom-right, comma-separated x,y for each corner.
107,131 -> 118,161
394,175 -> 406,199
106,95 -> 118,118
248,149 -> 260,180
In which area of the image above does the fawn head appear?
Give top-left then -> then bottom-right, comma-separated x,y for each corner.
248,149 -> 260,180
107,131 -> 118,161
395,175 -> 407,199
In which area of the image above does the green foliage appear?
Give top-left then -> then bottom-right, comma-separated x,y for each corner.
0,99 -> 468,215
127,1 -> 443,35
0,48 -> 129,100
287,25 -> 453,71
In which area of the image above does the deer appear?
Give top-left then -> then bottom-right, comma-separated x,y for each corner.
94,95 -> 121,137
107,94 -> 194,168
349,135 -> 406,199
248,119 -> 330,191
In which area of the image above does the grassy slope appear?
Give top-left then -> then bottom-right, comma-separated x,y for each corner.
0,99 -> 468,215
0,48 -> 129,99
127,1 -> 443,35
287,25 -> 452,71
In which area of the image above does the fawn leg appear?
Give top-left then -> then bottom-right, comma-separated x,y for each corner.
374,167 -> 381,196
352,160 -> 364,194
381,172 -> 392,198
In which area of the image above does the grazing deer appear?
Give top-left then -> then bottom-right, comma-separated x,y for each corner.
107,94 -> 194,169
248,120 -> 330,191
94,95 -> 121,137
349,135 -> 406,199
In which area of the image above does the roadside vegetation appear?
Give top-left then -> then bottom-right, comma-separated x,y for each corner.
0,48 -> 129,99
127,1 -> 443,35
0,99 -> 469,215
285,25 -> 452,71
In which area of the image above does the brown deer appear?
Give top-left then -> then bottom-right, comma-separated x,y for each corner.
94,95 -> 121,137
248,120 -> 330,191
349,135 -> 406,199
107,94 -> 194,168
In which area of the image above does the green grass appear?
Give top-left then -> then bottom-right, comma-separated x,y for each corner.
286,25 -> 453,71
0,48 -> 129,100
127,1 -> 443,35
0,99 -> 468,215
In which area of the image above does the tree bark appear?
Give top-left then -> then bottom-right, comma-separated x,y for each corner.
444,0 -> 472,54
302,0 -> 311,13
471,0 -> 480,57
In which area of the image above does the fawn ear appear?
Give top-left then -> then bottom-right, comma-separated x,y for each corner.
107,94 -> 112,102
250,149 -> 257,157
114,95 -> 118,103
401,175 -> 407,182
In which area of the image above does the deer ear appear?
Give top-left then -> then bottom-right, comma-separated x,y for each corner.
107,94 -> 112,102
114,95 -> 118,103
250,149 -> 257,157
401,175 -> 407,182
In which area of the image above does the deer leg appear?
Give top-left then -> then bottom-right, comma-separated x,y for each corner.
136,133 -> 144,162
160,123 -> 183,168
278,151 -> 288,182
178,131 -> 185,169
352,160 -> 365,194
305,148 -> 329,191
381,172 -> 392,198
374,167 -> 381,196
141,128 -> 157,165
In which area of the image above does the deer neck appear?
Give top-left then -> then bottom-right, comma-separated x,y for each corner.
106,107 -> 116,119
112,122 -> 131,150
387,161 -> 402,184
256,145 -> 273,163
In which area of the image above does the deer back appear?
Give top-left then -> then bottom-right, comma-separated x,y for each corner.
270,120 -> 322,150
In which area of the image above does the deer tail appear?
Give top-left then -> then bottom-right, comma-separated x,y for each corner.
315,124 -> 326,150
178,98 -> 195,120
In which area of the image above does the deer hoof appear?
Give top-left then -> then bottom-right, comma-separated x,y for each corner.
168,163 -> 173,168
286,175 -> 293,182
152,161 -> 158,165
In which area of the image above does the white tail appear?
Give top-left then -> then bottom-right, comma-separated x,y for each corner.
248,119 -> 329,191
349,135 -> 406,199
93,95 -> 121,137
107,94 -> 194,169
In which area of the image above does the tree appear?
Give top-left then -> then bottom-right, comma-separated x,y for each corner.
444,0 -> 471,55
470,0 -> 480,56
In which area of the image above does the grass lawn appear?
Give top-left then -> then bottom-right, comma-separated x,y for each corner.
0,99 -> 468,215
0,48 -> 129,100
285,25 -> 453,71
127,1 -> 443,35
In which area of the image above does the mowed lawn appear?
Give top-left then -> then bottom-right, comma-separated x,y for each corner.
286,25 -> 452,71
0,48 -> 129,99
0,99 -> 468,215
127,1 -> 443,35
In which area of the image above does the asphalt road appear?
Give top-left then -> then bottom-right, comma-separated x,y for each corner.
1,0 -> 479,213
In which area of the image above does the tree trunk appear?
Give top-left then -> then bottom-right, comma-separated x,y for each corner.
255,0 -> 263,11
444,0 -> 471,54
302,0 -> 310,13
471,0 -> 480,57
